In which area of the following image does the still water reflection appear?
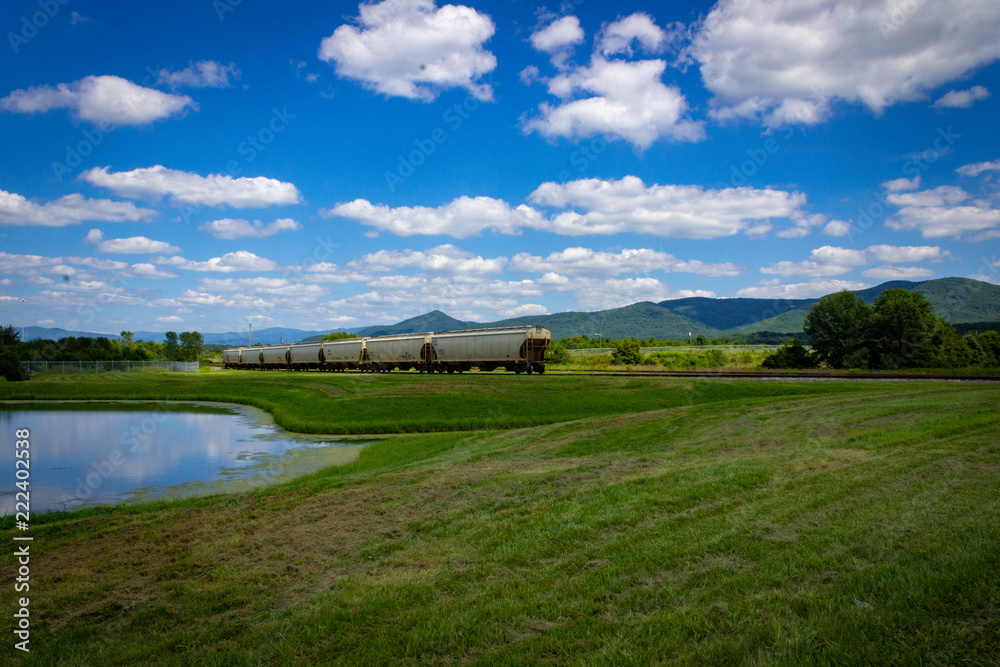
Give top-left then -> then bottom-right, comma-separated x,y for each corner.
0,402 -> 365,513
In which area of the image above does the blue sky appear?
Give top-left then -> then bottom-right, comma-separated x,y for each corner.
1,0 -> 999,335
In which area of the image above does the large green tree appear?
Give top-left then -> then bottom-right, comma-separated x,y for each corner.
164,331 -> 180,361
868,289 -> 937,369
977,331 -> 1000,367
0,324 -> 27,381
179,331 -> 204,362
803,291 -> 872,369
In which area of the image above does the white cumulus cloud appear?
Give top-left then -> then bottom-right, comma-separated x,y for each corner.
761,246 -> 869,278
0,75 -> 196,125
866,244 -> 944,263
200,218 -> 301,239
351,245 -> 506,275
530,15 -> 584,55
736,279 -> 871,299
158,61 -> 240,89
528,176 -> 807,239
885,185 -> 1000,238
198,277 -> 327,305
882,176 -> 921,192
156,250 -> 279,273
523,13 -> 702,149
96,236 -> 181,254
689,0 -> 1000,128
0,189 -> 156,227
318,0 -> 497,101
510,247 -> 740,277
822,220 -> 851,236
957,160 -> 1000,177
130,263 -> 178,280
595,12 -> 673,57
323,273 -> 544,323
862,265 -> 934,280
500,303 -> 549,318
324,196 -> 543,238
81,166 -> 302,208
932,85 -> 990,109
567,277 -> 716,311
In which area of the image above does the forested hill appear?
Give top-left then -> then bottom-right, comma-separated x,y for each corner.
349,277 -> 1000,341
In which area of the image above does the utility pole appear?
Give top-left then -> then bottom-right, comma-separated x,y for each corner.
689,331 -> 692,345
249,321 -> 252,347
20,297 -> 25,342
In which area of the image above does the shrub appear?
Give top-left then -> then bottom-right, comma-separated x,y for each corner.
762,340 -> 818,369
612,338 -> 642,365
706,349 -> 727,368
548,341 -> 568,365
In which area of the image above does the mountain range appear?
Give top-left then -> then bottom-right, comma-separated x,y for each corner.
346,277 -> 1000,340
19,326 -> 333,347
15,278 -> 1000,345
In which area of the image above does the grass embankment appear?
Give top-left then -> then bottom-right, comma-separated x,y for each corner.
564,347 -> 775,371
0,370 -> 875,434
1,376 -> 999,663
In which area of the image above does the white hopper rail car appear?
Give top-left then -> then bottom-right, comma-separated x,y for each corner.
224,326 -> 551,375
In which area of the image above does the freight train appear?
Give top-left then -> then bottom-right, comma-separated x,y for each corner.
223,326 -> 551,374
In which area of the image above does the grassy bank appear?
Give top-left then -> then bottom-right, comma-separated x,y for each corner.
563,347 -> 774,371
0,370 -> 878,434
2,377 -> 999,664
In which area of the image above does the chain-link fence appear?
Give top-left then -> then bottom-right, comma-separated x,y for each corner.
25,360 -> 199,374
566,345 -> 791,357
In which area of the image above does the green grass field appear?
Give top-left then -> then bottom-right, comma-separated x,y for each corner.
0,370 -> 879,434
2,372 -> 999,664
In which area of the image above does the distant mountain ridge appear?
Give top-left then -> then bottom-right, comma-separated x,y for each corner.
342,277 -> 1000,340
14,278 -> 999,344
20,326 -> 334,346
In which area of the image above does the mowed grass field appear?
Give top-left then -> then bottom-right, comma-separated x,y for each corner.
0,369 -> 880,434
2,372 -> 999,664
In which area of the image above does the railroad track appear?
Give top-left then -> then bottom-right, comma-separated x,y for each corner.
547,370 -> 1000,381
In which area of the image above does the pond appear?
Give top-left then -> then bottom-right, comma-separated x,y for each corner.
0,402 -> 367,513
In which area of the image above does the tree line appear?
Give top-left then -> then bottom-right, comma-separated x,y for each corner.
764,289 -> 1000,370
0,327 -> 204,381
